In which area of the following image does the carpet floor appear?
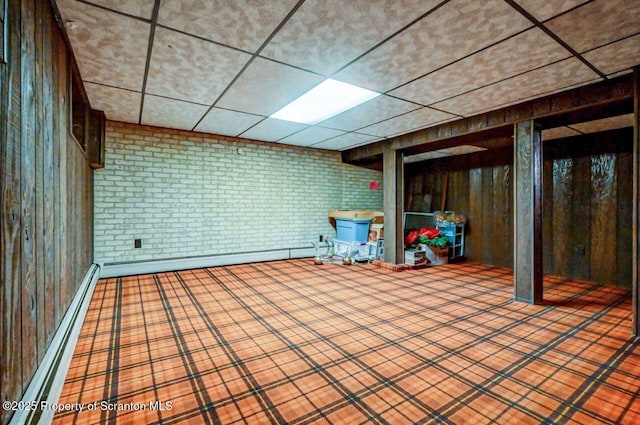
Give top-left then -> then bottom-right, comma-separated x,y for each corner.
53,260 -> 640,424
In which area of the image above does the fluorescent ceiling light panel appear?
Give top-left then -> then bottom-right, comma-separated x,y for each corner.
271,79 -> 380,125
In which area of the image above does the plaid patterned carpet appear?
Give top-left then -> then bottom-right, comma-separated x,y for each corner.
53,260 -> 640,424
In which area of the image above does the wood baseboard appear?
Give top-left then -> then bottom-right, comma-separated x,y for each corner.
9,264 -> 101,425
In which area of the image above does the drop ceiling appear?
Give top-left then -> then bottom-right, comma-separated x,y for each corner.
55,0 -> 639,152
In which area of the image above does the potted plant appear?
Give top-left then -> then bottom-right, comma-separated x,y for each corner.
406,228 -> 449,265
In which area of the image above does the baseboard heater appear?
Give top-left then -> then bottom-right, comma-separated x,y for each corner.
100,246 -> 316,278
9,264 -> 101,425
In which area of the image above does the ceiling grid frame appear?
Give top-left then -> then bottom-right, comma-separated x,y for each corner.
54,0 -> 639,153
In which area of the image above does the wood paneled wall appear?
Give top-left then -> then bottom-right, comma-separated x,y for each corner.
406,148 -> 514,269
0,1 -> 94,423
406,128 -> 633,287
543,128 -> 633,288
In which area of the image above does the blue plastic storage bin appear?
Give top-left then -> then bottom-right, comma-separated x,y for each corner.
335,218 -> 371,243
437,224 -> 456,244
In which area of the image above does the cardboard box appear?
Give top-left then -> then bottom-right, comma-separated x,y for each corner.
328,210 -> 375,220
369,223 -> 384,242
404,249 -> 426,266
371,211 -> 384,224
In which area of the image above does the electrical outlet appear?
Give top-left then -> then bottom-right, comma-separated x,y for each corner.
574,244 -> 585,255
134,239 -> 142,249
319,235 -> 323,242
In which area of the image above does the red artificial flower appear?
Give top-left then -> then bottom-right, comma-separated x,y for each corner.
405,230 -> 419,245
419,228 -> 441,239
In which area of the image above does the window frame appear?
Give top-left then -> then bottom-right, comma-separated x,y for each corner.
69,61 -> 89,152
1,0 -> 7,64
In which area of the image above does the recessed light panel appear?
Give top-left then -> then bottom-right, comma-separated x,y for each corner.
271,79 -> 380,125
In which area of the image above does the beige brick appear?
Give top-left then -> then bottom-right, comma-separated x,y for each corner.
94,122 -> 383,263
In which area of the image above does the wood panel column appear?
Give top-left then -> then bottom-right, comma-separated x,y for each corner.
514,120 -> 543,303
383,147 -> 404,264
633,67 -> 639,337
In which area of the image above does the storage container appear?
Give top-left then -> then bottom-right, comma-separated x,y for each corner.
436,223 -> 465,259
404,249 -> 426,266
332,239 -> 358,258
335,218 -> 372,243
423,246 -> 448,265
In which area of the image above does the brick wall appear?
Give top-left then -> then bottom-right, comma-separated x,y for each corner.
94,122 -> 383,264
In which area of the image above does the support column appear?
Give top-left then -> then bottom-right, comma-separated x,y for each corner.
633,67 -> 639,336
383,147 -> 404,265
514,120 -> 543,303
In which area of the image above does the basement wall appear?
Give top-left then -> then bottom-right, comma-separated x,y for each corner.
406,128 -> 633,288
0,1 -> 94,423
94,122 -> 383,264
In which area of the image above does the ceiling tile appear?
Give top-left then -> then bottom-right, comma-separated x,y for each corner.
55,0 -> 635,152
582,35 -> 640,77
157,0 -> 298,53
239,118 -> 308,142
543,115 -> 634,141
278,127 -> 345,147
544,0 -> 640,53
260,0 -> 442,75
216,57 -> 325,116
318,95 -> 421,131
57,0 -> 149,91
570,114 -> 634,134
439,145 -> 488,156
405,145 -> 487,163
334,0 -> 532,92
194,108 -> 264,137
84,83 -> 141,124
512,0 -> 589,22
360,107 -> 456,137
542,126 -> 581,141
432,58 -> 600,117
141,95 -> 209,131
146,27 -> 251,105
390,28 -> 571,105
405,151 -> 449,163
85,0 -> 156,20
311,133 -> 380,150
